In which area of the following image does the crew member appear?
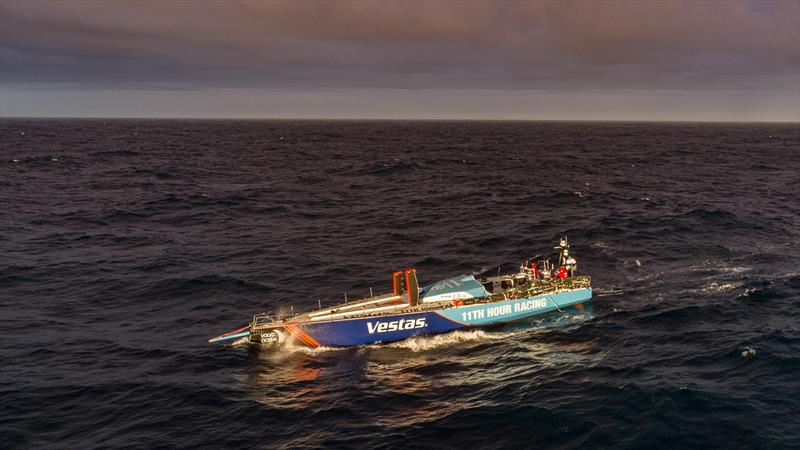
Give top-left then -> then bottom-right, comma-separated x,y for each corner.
527,259 -> 541,277
565,256 -> 577,277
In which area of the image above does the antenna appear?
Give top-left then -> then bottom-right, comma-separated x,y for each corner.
557,235 -> 570,266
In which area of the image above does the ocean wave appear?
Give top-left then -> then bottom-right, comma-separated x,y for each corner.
3,119 -> 799,449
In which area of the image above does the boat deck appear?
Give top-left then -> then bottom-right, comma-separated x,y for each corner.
251,276 -> 590,330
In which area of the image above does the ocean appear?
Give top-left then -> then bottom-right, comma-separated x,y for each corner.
1,119 -> 799,449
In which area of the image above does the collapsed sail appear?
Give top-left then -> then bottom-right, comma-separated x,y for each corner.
418,275 -> 490,303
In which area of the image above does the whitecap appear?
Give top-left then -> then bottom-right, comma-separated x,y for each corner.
702,282 -> 738,293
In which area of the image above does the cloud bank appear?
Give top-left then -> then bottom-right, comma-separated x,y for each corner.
1,0 -> 798,120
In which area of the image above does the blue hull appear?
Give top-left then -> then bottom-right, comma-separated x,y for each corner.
291,287 -> 592,347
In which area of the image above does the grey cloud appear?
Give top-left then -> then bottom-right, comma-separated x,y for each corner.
0,0 -> 797,120
1,0 -> 798,90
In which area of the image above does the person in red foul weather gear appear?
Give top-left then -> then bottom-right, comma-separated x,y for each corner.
528,260 -> 542,278
556,266 -> 568,279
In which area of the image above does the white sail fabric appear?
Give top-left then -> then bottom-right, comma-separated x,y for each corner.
418,275 -> 490,303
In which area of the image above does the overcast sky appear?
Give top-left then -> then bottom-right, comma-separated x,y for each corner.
1,0 -> 798,121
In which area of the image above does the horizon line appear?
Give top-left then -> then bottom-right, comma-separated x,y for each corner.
2,116 -> 798,124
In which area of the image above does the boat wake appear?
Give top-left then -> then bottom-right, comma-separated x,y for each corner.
280,342 -> 348,356
265,329 -> 523,355
381,329 -> 520,352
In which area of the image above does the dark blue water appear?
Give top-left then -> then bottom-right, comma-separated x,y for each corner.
1,119 -> 799,449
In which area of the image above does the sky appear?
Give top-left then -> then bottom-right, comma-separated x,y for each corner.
0,0 -> 798,121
